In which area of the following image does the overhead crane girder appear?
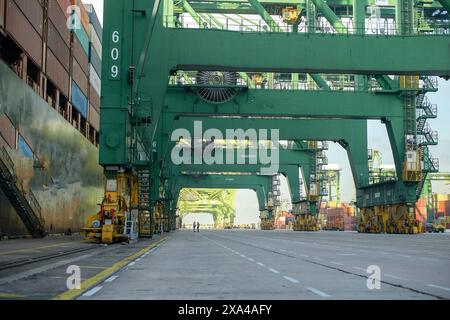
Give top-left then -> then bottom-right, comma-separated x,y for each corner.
164,87 -> 404,119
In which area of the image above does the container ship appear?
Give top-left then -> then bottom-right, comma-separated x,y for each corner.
0,0 -> 103,237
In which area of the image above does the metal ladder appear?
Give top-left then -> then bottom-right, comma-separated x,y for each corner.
137,168 -> 152,238
0,147 -> 45,237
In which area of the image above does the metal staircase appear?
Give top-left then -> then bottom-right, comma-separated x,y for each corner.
136,168 -> 153,238
414,76 -> 439,196
0,147 -> 45,237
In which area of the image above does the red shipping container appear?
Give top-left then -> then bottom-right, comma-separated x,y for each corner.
48,0 -> 71,46
47,20 -> 70,71
6,0 -> 42,67
13,0 -> 43,36
0,0 -> 5,30
0,114 -> 16,148
46,48 -> 69,98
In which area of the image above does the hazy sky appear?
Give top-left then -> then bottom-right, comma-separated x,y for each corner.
89,2 -> 450,223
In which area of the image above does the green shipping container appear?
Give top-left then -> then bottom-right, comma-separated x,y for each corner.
73,24 -> 89,56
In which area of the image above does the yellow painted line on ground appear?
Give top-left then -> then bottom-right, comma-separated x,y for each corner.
0,293 -> 26,299
0,242 -> 75,255
52,237 -> 168,300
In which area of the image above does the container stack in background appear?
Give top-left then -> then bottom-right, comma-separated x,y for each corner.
0,0 -> 101,147
325,202 -> 356,231
433,194 -> 450,229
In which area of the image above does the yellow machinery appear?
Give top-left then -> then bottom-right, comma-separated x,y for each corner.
84,172 -> 139,243
260,218 -> 275,230
357,204 -> 423,234
251,73 -> 264,86
402,150 -> 422,182
293,214 -> 320,231
281,7 -> 300,24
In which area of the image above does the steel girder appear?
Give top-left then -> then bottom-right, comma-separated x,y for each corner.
164,87 -> 404,119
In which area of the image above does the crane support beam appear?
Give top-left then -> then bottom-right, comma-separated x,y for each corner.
164,87 -> 403,119
169,29 -> 450,76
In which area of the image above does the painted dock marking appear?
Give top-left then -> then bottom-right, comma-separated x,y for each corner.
104,276 -> 119,283
0,242 -> 75,256
268,268 -> 280,274
82,286 -> 103,297
283,276 -> 299,284
352,266 -> 365,271
53,237 -> 168,300
307,287 -> 330,298
385,274 -> 408,281
427,284 -> 450,292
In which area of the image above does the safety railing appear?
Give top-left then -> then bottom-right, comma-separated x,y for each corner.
165,15 -> 450,36
0,146 -> 15,177
170,74 -> 383,92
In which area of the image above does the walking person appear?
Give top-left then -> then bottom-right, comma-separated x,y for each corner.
193,222 -> 197,232
197,221 -> 200,233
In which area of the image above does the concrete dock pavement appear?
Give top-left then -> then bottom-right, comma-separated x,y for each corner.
0,235 -> 166,299
77,230 -> 450,300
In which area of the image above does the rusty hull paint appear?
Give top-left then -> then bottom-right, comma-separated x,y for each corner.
0,60 -> 103,236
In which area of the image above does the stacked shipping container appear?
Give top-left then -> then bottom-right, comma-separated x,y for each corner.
0,0 -> 101,146
325,203 -> 356,231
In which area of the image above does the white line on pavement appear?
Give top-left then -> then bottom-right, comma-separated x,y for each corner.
385,274 -> 408,281
257,262 -> 265,267
300,254 -> 309,258
283,276 -> 299,284
268,268 -> 280,274
313,257 -> 323,261
105,275 -> 119,283
240,254 -> 247,258
330,261 -> 345,266
82,286 -> 103,297
128,262 -> 136,266
397,254 -> 412,258
307,287 -> 331,298
427,284 -> 450,291
339,253 -> 356,256
248,258 -> 254,262
352,266 -> 366,271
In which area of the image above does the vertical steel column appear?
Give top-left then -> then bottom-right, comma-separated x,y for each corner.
164,0 -> 174,27
306,0 -> 330,90
353,0 -> 368,91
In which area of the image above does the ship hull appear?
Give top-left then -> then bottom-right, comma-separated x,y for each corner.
0,61 -> 103,236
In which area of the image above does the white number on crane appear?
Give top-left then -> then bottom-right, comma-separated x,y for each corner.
110,30 -> 120,79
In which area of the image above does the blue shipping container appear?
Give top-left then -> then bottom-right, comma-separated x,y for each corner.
89,43 -> 102,77
71,81 -> 88,118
